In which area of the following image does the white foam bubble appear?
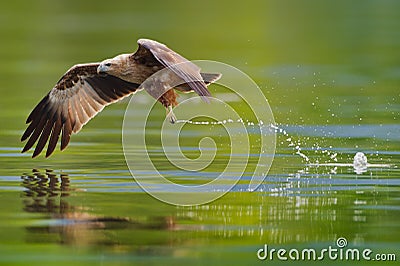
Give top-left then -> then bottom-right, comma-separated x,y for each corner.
353,152 -> 368,174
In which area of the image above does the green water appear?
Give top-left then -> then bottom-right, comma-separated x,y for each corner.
1,0 -> 399,265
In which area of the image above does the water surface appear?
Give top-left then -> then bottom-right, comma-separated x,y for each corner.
0,1 -> 399,265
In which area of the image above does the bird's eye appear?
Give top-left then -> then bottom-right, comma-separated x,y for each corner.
105,63 -> 112,67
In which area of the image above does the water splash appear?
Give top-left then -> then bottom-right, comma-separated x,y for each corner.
271,124 -> 310,162
176,118 -> 243,126
308,152 -> 391,175
175,119 -> 393,175
351,152 -> 367,174
176,119 -> 311,162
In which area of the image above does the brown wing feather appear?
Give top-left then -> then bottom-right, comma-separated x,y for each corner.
21,63 -> 140,158
137,39 -> 211,101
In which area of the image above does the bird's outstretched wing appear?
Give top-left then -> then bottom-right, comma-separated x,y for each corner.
21,63 -> 139,158
136,39 -> 211,101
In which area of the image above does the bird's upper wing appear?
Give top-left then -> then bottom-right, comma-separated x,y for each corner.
21,63 -> 139,158
136,39 -> 211,101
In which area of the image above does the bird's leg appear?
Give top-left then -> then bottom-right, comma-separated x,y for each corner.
166,105 -> 177,124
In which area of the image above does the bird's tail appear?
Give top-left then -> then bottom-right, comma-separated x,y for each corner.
175,72 -> 221,94
200,73 -> 222,85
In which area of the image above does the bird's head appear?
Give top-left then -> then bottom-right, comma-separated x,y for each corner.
97,54 -> 131,77
97,59 -> 114,76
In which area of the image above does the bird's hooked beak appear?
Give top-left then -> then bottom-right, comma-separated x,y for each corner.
97,61 -> 111,75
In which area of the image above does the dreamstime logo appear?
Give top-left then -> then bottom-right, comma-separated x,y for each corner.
122,60 -> 276,206
257,237 -> 397,262
336,237 -> 348,248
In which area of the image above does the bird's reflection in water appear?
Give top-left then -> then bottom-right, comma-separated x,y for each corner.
20,169 -> 176,247
21,169 -> 71,213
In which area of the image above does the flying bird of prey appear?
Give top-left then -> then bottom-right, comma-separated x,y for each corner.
21,39 -> 221,158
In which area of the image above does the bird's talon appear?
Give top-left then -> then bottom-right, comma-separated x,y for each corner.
166,106 -> 177,124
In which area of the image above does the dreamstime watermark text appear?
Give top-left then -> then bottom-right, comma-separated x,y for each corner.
257,237 -> 397,262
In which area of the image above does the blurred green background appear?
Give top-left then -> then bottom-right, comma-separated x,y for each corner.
0,0 -> 399,265
1,0 -> 398,126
